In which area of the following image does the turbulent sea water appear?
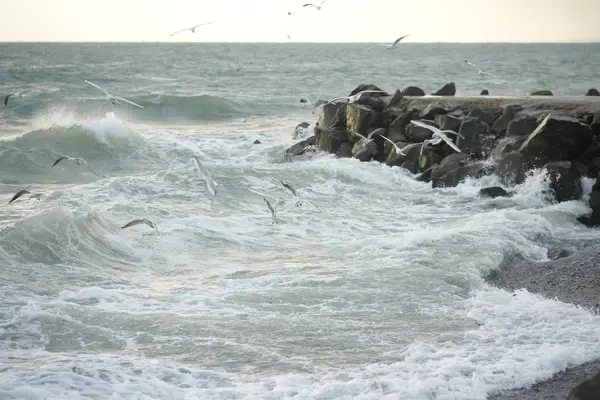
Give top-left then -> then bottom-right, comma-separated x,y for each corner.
1,42 -> 600,400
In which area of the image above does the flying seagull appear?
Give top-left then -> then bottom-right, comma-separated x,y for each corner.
379,135 -> 408,156
316,90 -> 388,110
52,155 -> 87,167
4,89 -> 30,107
170,21 -> 216,36
263,197 -> 278,222
368,35 -> 410,50
299,97 -> 328,109
8,189 -> 31,204
350,130 -> 383,148
279,180 -> 322,212
84,80 -> 144,108
28,193 -> 43,201
192,155 -> 218,196
410,120 -> 464,155
464,60 -> 497,77
303,0 -> 329,10
120,218 -> 159,234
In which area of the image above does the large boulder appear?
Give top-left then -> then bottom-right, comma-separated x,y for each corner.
544,161 -> 583,202
405,119 -> 435,142
496,151 -> 531,185
432,82 -> 456,96
292,121 -> 312,139
457,117 -> 499,159
531,90 -> 554,96
480,89 -> 489,95
506,114 -> 538,136
430,153 -> 491,188
420,104 -> 448,121
519,115 -> 593,167
352,139 -> 379,162
435,114 -> 463,132
590,114 -> 600,136
315,127 -> 349,154
318,102 -> 347,130
346,104 -> 382,134
586,88 -> 600,96
478,186 -> 510,198
386,109 -> 418,154
349,84 -> 388,97
385,142 -> 421,168
468,107 -> 503,126
566,370 -> 600,400
492,104 -> 524,134
355,96 -> 386,112
402,86 -> 425,96
386,89 -> 404,109
284,135 -> 316,157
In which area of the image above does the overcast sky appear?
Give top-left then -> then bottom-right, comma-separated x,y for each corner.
2,0 -> 600,43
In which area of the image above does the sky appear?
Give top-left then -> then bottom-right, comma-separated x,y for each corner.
1,0 -> 600,43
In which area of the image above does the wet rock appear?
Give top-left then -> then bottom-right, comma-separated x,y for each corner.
591,114 -> 600,136
492,136 -> 527,158
285,135 -> 316,157
468,107 -> 503,126
585,89 -> 600,96
420,105 -> 447,121
519,115 -> 593,167
352,139 -> 379,162
566,370 -> 600,400
435,114 -> 463,133
432,82 -> 456,96
336,142 -> 353,158
492,104 -> 524,134
349,84 -> 388,98
355,96 -> 386,112
457,117 -> 498,158
418,150 -> 444,171
506,114 -> 538,136
385,142 -> 421,168
386,89 -> 404,109
478,186 -> 510,198
430,153 -> 490,188
531,90 -> 554,96
480,89 -> 489,95
544,161 -> 582,203
496,151 -> 531,185
315,127 -> 349,153
318,102 -> 347,130
402,86 -> 425,96
405,119 -> 435,142
415,166 -> 433,182
386,109 -> 418,153
346,104 -> 382,134
292,121 -> 311,139
253,140 -> 261,144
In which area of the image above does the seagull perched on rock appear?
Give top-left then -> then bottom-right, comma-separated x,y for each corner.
4,89 -> 30,107
84,80 -> 144,108
368,35 -> 410,50
410,120 -> 464,155
169,21 -> 216,36
303,0 -> 329,10
120,218 -> 159,234
52,155 -> 87,167
464,60 -> 497,77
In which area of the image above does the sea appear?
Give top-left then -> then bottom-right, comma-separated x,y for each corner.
1,42 -> 600,400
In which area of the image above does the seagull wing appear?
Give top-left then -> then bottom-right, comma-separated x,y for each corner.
9,190 -> 31,204
392,34 -> 409,46
280,180 -> 299,197
113,95 -> 144,109
442,129 -> 465,139
480,71 -> 497,77
17,89 -> 31,97
434,132 -> 462,153
303,3 -> 318,8
121,219 -> 146,229
379,135 -> 406,156
263,197 -> 276,218
410,120 -> 442,135
84,80 -> 111,97
192,21 -> 216,29
464,61 -> 483,73
319,0 -> 329,6
51,156 -> 69,167
4,94 -> 13,107
192,155 -> 211,180
351,131 -> 368,142
367,44 -> 388,50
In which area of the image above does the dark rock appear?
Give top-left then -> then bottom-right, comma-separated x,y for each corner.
492,136 -> 528,158
468,107 -> 503,126
480,89 -> 489,95
291,121 -> 311,139
385,142 -> 421,167
519,115 -> 593,167
420,105 -> 447,121
478,186 -> 510,198
336,142 -> 353,158
457,117 -> 498,158
544,161 -> 582,203
315,127 -> 349,154
588,190 -> 600,212
400,160 -> 420,174
317,102 -> 347,130
351,139 -> 379,162
402,86 -> 425,96
585,89 -> 600,96
432,82 -> 456,96
253,140 -> 261,144
386,89 -> 404,109
349,84 -> 388,98
346,104 -> 382,134
496,151 -> 531,185
285,135 -> 316,157
418,151 -> 444,171
577,212 -> 600,227
506,114 -> 538,136
531,90 -> 554,96
566,371 -> 600,400
387,109 -> 418,152
435,114 -> 463,133
415,166 -> 433,182
405,119 -> 435,142
492,104 -> 524,134
571,159 -> 590,178
354,96 -> 386,112
431,153 -> 490,188
591,114 -> 600,136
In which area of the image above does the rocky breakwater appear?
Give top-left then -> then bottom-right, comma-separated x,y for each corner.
286,84 -> 600,221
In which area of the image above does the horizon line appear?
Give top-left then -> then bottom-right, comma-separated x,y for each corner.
0,40 -> 599,45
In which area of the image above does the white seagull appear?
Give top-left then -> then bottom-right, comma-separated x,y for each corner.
299,97 -> 328,109
464,60 -> 497,77
84,80 -> 144,108
379,135 -> 408,156
52,155 -> 87,167
192,155 -> 218,196
4,89 -> 30,107
263,197 -> 279,223
317,90 -> 388,110
368,34 -> 410,50
169,21 -> 216,37
303,0 -> 329,10
350,130 -> 382,148
410,120 -> 464,155
279,180 -> 322,212
120,218 -> 159,235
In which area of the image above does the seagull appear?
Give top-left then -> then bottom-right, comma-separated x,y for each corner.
317,90 -> 388,110
287,34 -> 292,40
350,130 -> 382,148
28,193 -> 43,201
51,155 -> 87,167
169,21 -> 216,36
120,218 -> 159,234
368,35 -> 410,50
279,180 -> 322,212
192,155 -> 217,196
84,80 -> 144,108
303,0 -> 329,10
299,97 -> 328,109
4,89 -> 30,107
8,189 -> 31,204
410,120 -> 464,155
379,135 -> 408,156
464,61 -> 497,77
263,197 -> 279,222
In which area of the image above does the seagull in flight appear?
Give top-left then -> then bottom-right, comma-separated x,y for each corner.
299,97 -> 328,109
379,135 -> 408,156
4,89 -> 30,107
170,21 -> 216,36
121,218 -> 159,235
303,0 -> 329,10
192,155 -> 218,196
279,180 -> 322,212
464,60 -> 497,77
84,80 -> 144,108
368,35 -> 410,50
263,197 -> 279,223
316,90 -> 388,110
8,189 -> 31,204
410,120 -> 464,155
350,130 -> 382,148
51,155 -> 87,167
